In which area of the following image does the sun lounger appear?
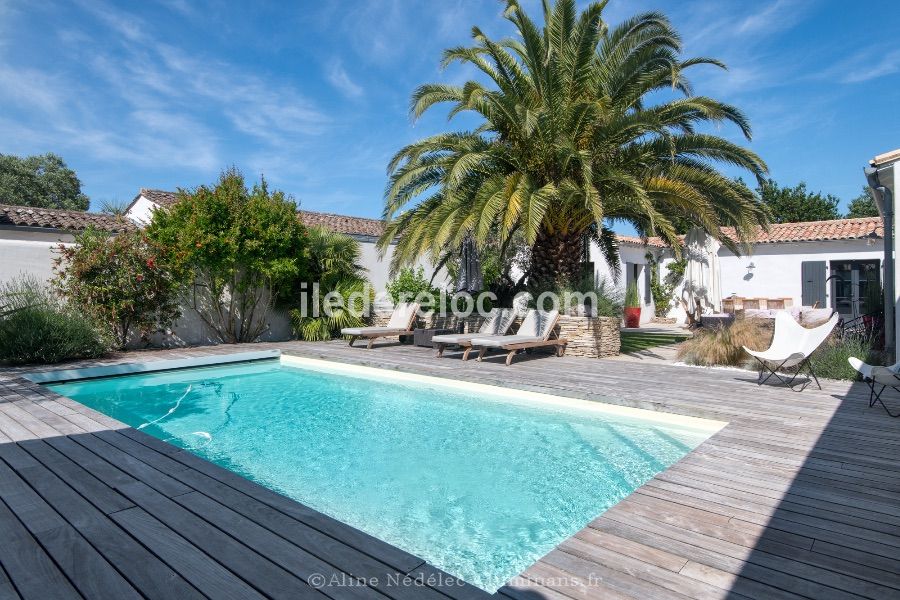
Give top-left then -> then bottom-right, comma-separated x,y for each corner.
743,310 -> 838,390
470,309 -> 566,366
341,302 -> 420,349
848,357 -> 900,417
432,308 -> 516,360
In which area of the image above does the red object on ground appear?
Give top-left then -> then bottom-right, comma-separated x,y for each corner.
624,307 -> 641,328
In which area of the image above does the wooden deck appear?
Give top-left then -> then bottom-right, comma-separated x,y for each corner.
1,340 -> 899,599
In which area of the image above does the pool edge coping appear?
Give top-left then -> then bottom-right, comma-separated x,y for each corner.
280,354 -> 729,434
22,350 -> 282,384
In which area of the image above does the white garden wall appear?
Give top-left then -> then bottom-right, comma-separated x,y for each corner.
0,229 -> 74,287
0,227 -> 448,347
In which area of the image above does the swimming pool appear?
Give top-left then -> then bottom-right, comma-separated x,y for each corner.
47,355 -> 724,591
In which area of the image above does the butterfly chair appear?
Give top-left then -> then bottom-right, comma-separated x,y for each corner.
743,311 -> 839,391
848,357 -> 900,417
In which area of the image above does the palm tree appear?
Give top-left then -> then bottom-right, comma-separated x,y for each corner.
290,226 -> 372,341
379,0 -> 769,289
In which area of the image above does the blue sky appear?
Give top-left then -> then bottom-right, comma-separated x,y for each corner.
1,0 -> 898,227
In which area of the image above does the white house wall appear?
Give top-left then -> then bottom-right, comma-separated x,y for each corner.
657,238 -> 884,323
127,195 -> 159,226
717,239 -> 880,307
589,241 -> 657,323
0,226 -> 447,347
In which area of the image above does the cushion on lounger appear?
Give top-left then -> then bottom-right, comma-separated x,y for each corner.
387,302 -> 418,329
469,335 -> 544,348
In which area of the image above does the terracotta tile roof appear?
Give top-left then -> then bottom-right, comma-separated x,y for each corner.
134,188 -> 388,238
871,148 -> 900,167
616,235 -> 668,248
298,210 -> 385,237
636,217 -> 884,248
138,188 -> 179,207
0,204 -> 135,233
719,217 -> 883,244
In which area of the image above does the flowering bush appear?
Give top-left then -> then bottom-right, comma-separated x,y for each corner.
53,227 -> 181,349
145,169 -> 309,343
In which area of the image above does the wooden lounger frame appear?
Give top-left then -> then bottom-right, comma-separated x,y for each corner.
475,314 -> 567,365
347,305 -> 419,349
348,329 -> 415,349
434,340 -> 477,361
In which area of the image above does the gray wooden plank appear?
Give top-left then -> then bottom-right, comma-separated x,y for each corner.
0,461 -> 140,600
0,413 -> 35,442
406,563 -> 494,600
92,430 -> 189,476
116,481 -> 323,600
110,506 -> 266,600
168,468 -> 444,600
172,491 -> 384,600
42,435 -> 137,489
0,497 -> 80,600
4,342 -> 900,600
67,432 -> 190,497
17,439 -> 133,515
0,564 -> 20,600
10,448 -> 203,600
124,428 -> 425,573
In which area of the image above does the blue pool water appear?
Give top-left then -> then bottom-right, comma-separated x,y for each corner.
49,359 -> 716,591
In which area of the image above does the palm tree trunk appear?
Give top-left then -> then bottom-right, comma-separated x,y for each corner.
529,228 -> 585,290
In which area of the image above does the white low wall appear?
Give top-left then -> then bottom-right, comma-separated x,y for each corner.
0,229 -> 74,287
0,228 -> 448,347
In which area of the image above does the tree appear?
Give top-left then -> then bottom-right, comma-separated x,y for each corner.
146,169 -> 308,343
98,198 -> 130,216
53,228 -> 181,349
290,226 -> 372,341
845,186 -> 879,219
0,153 -> 90,210
756,179 -> 840,223
378,0 -> 768,290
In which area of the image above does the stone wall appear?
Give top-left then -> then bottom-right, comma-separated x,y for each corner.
370,311 -> 620,357
557,315 -> 620,358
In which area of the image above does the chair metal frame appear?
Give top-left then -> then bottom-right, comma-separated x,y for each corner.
860,375 -> 900,418
752,355 -> 821,391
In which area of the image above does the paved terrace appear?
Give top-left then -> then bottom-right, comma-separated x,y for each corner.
0,340 -> 898,600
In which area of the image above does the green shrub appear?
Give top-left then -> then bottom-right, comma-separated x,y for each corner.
0,276 -> 109,365
677,318 -> 772,367
810,332 -> 877,381
624,281 -> 640,308
533,276 -> 622,317
387,267 -> 440,307
290,227 -> 373,341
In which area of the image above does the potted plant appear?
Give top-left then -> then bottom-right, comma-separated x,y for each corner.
624,282 -> 641,328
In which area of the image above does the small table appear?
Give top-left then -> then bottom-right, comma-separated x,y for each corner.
414,328 -> 454,348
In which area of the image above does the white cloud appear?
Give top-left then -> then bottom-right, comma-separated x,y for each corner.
326,60 -> 363,98
836,49 -> 900,84
736,0 -> 809,35
1,0 -> 332,177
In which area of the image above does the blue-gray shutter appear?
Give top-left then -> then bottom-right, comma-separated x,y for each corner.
644,264 -> 652,304
801,261 -> 826,307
